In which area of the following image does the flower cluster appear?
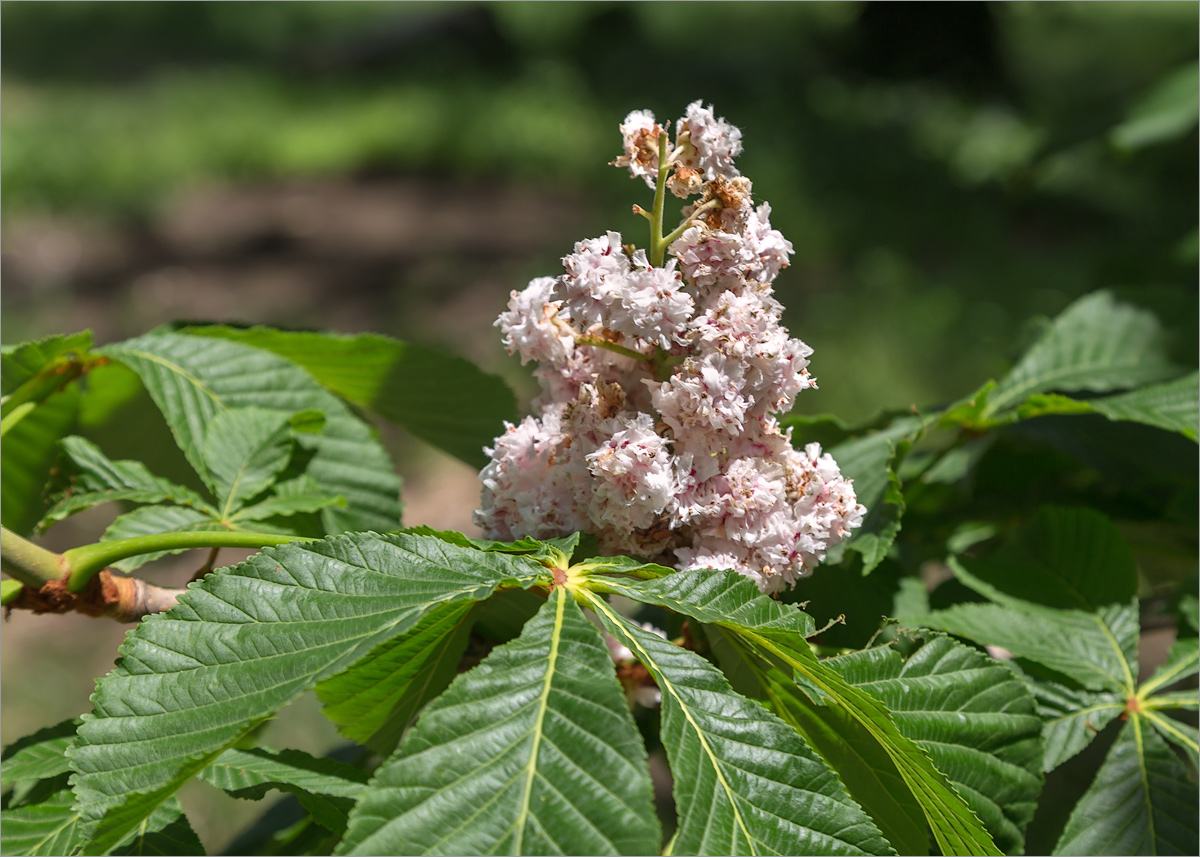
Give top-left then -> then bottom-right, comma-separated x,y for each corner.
476,102 -> 864,592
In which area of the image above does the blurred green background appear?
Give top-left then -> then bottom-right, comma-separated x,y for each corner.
2,2 -> 1196,851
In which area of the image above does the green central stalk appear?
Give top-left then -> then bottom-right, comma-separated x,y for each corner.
649,131 -> 671,267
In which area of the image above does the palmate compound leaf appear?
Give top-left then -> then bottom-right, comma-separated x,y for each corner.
182,325 -> 518,470
97,332 -> 402,534
1016,673 -> 1124,772
986,290 -> 1178,416
596,569 -> 1002,856
338,588 -> 661,856
1053,718 -> 1199,856
818,636 -> 1044,856
67,532 -> 547,855
580,589 -> 894,857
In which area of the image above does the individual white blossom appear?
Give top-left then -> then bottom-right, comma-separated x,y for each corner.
477,104 -> 864,592
496,276 -> 575,366
613,110 -> 662,189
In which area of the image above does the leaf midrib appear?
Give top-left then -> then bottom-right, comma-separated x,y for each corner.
511,590 -> 565,855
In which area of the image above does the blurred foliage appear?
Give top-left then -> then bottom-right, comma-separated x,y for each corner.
2,2 -> 1195,424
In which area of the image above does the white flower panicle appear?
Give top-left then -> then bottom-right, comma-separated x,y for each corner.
477,104 -> 865,592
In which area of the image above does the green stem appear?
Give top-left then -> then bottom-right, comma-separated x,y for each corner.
62,531 -> 316,593
649,131 -> 671,267
1,527 -> 68,590
575,334 -> 653,364
661,198 -> 721,249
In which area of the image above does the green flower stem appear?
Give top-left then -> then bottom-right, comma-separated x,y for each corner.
1,526 -> 68,590
63,531 -> 317,593
661,198 -> 721,249
649,131 -> 671,267
575,334 -> 653,364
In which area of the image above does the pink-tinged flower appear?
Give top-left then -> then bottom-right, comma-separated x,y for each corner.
496,276 -> 575,366
650,352 -> 754,436
559,231 -> 632,330
676,101 -> 743,181
477,104 -> 863,592
475,406 -> 587,541
584,412 -> 676,535
668,202 -> 793,294
613,110 -> 663,189
617,258 -> 694,347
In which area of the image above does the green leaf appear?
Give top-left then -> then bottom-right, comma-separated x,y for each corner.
1014,372 -> 1200,441
1088,372 -> 1199,441
987,291 -> 1177,415
183,325 -> 517,469
0,786 -> 200,857
1,720 -> 77,785
1053,718 -> 1198,856
1111,61 -> 1200,151
340,589 -> 660,856
1,334 -> 97,534
1,332 -> 92,397
583,593 -> 894,856
67,532 -> 546,854
231,484 -> 347,524
821,636 -> 1045,855
1,788 -> 84,857
827,417 -> 923,570
1141,710 -> 1200,770
602,569 -> 1002,856
101,505 -> 228,572
848,439 -> 910,573
1020,674 -> 1123,772
39,436 -> 216,531
107,799 -> 203,857
920,600 -> 1139,694
597,566 -> 817,639
2,387 -> 79,535
1142,635 -> 1200,698
828,416 -> 924,519
316,601 -> 475,754
199,747 -> 367,833
952,507 -> 1137,612
759,666 -> 930,857
97,332 -> 402,534
201,407 -> 295,516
